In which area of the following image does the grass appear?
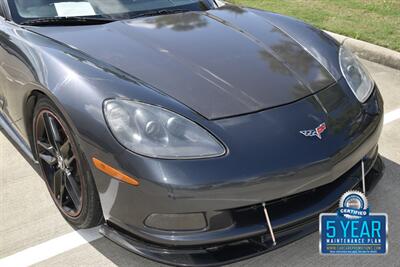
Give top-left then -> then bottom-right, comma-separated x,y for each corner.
228,0 -> 400,52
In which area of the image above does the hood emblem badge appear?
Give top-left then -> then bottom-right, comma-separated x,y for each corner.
300,123 -> 327,140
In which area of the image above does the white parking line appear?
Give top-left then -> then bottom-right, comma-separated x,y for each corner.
0,227 -> 102,267
384,108 -> 400,125
0,108 -> 399,267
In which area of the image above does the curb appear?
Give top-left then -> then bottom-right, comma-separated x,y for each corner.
325,31 -> 400,70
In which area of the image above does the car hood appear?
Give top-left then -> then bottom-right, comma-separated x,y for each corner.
31,5 -> 336,119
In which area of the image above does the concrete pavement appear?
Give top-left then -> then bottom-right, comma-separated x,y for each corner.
1,60 -> 399,267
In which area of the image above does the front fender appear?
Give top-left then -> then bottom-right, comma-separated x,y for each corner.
1,22 -> 202,154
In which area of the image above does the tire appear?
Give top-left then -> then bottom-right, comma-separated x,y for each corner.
33,96 -> 103,228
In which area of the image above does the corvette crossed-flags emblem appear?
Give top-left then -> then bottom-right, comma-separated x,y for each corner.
300,123 -> 327,140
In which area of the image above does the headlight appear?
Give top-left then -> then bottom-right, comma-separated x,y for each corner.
104,100 -> 225,159
339,46 -> 374,102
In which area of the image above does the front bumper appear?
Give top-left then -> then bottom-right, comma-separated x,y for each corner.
80,80 -> 384,265
100,153 -> 384,267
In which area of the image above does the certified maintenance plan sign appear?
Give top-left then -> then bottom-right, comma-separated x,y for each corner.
320,191 -> 388,254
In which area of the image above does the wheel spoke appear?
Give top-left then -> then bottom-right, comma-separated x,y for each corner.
53,169 -> 63,198
65,173 -> 81,209
37,140 -> 55,154
59,175 -> 66,205
39,153 -> 57,165
60,140 -> 70,158
65,155 -> 75,168
43,113 -> 61,152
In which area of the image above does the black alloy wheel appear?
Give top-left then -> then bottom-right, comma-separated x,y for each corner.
35,109 -> 83,217
33,97 -> 103,227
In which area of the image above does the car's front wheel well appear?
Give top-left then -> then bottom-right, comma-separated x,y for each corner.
32,97 -> 104,228
24,90 -> 48,159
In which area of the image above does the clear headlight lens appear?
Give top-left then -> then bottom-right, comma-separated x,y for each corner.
104,100 -> 225,159
339,46 -> 374,102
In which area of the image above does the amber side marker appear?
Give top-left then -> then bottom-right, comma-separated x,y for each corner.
92,158 -> 139,186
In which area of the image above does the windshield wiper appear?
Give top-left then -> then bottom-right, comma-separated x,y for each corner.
20,16 -> 116,26
131,9 -> 191,19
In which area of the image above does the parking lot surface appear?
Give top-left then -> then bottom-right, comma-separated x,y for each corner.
1,59 -> 399,267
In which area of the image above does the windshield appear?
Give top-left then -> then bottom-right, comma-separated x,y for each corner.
7,0 -> 215,24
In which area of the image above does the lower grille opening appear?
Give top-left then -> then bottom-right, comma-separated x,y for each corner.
230,152 -> 378,233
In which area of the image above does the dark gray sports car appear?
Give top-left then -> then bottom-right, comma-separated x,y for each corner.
0,0 -> 384,266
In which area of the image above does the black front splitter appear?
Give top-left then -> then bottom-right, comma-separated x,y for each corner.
100,218 -> 317,267
99,156 -> 384,267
